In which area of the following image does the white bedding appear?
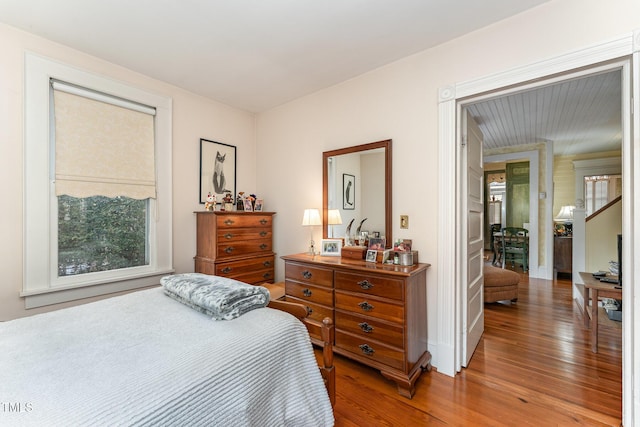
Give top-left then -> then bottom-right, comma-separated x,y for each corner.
0,287 -> 334,426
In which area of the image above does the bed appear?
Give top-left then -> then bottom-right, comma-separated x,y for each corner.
0,275 -> 335,426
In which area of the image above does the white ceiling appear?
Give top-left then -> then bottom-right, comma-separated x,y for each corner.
467,70 -> 622,156
1,0 -> 621,156
0,0 -> 550,112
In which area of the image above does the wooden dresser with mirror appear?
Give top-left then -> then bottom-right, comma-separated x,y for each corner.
283,138 -> 432,398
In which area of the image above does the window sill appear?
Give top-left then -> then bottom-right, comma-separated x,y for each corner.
22,269 -> 174,309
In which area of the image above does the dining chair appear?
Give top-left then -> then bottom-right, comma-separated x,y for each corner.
501,227 -> 529,272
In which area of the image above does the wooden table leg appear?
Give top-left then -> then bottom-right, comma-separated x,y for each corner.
591,288 -> 599,353
583,287 -> 590,329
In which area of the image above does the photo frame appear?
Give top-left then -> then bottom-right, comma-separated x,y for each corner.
199,138 -> 236,204
243,198 -> 253,212
365,249 -> 377,263
368,237 -> 386,251
343,173 -> 355,210
320,239 -> 342,256
254,199 -> 264,212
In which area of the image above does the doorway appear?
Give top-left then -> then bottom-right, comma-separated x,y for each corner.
437,36 -> 635,426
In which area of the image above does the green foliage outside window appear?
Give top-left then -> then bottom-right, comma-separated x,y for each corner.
58,195 -> 148,276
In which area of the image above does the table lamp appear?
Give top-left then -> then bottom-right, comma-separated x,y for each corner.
327,209 -> 342,238
554,205 -> 575,236
302,208 -> 321,255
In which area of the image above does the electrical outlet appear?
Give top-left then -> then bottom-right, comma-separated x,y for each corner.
400,215 -> 409,229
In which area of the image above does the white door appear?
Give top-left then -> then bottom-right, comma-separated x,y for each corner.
461,109 -> 484,366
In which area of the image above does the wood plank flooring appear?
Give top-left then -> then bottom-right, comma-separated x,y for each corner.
322,270 -> 622,426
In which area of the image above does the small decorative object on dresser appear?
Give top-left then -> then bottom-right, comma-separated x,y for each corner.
194,211 -> 275,285
365,249 -> 377,262
320,239 -> 342,256
282,252 -> 431,399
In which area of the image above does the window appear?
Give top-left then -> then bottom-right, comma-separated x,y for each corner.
584,174 -> 622,216
24,53 -> 173,308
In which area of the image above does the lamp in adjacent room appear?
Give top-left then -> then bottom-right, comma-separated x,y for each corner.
327,209 -> 342,238
302,208 -> 322,255
554,205 -> 575,236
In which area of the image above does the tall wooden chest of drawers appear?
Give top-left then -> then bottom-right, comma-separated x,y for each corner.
194,211 -> 275,285
282,253 -> 431,398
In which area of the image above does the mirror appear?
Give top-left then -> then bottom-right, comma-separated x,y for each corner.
323,139 -> 392,247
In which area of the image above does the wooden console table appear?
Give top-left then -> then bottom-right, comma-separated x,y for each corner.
578,272 -> 622,353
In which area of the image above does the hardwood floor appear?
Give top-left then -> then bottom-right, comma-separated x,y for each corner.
322,270 -> 622,426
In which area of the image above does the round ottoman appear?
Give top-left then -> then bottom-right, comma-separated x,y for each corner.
484,265 -> 520,303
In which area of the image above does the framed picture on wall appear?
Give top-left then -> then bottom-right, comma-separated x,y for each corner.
343,173 -> 355,210
199,138 -> 236,204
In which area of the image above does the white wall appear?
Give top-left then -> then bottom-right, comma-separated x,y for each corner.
0,23 -> 256,320
255,0 -> 639,368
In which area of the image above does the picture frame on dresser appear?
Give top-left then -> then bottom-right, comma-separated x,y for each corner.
320,239 -> 342,256
254,199 -> 264,212
199,138 -> 236,204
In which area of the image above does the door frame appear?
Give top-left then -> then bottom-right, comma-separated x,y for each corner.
436,31 -> 638,426
484,150 -> 541,279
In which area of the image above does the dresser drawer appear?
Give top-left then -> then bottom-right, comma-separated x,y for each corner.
335,310 -> 404,349
335,271 -> 404,301
285,281 -> 333,306
195,256 -> 274,284
215,255 -> 274,277
285,296 -> 333,324
335,292 -> 404,324
216,239 -> 272,258
285,263 -> 333,287
231,269 -> 274,285
217,228 -> 272,243
217,214 -> 272,229
335,330 -> 404,371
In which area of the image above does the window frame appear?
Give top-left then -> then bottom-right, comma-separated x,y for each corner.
24,53 -> 173,308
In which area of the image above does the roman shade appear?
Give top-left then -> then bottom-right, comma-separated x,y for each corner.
52,82 -> 156,199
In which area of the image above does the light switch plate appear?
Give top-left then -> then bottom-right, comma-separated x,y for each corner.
400,215 -> 409,229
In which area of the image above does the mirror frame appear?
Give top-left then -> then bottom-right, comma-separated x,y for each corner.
322,139 -> 392,247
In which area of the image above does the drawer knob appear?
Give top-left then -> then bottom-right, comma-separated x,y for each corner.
259,219 -> 268,225
302,270 -> 312,279
359,344 -> 375,356
263,272 -> 271,279
259,243 -> 268,250
221,267 -> 232,274
306,306 -> 313,314
358,322 -> 374,333
358,301 -> 374,312
303,288 -> 312,297
224,246 -> 235,254
358,280 -> 374,290
259,231 -> 268,237
224,233 -> 234,239
224,219 -> 235,226
263,261 -> 272,267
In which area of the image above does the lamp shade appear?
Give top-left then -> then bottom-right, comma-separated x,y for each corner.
301,208 -> 321,226
327,209 -> 342,225
554,205 -> 575,222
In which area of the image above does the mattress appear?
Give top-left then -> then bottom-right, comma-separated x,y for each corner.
0,287 -> 334,426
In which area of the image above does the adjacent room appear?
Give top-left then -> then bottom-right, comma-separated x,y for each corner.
1,1 -> 638,425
